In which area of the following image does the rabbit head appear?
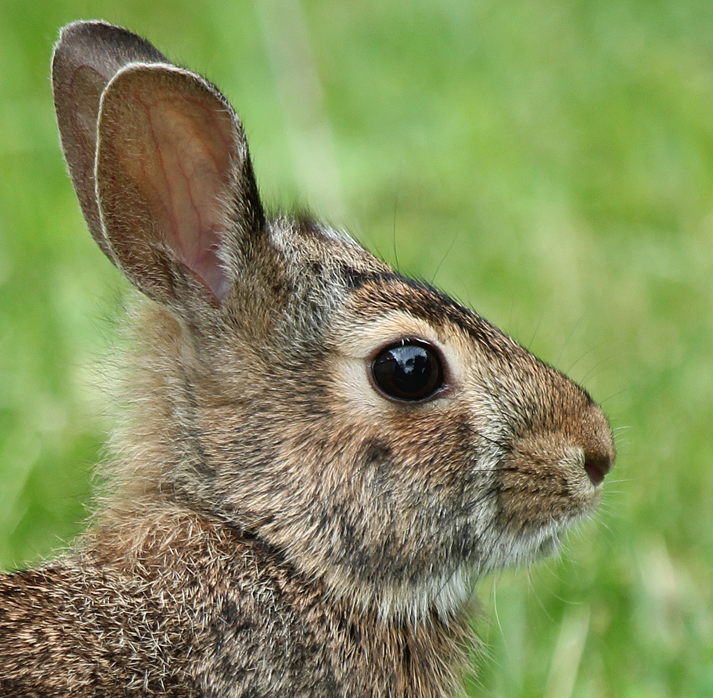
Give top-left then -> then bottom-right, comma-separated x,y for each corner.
53,21 -> 615,621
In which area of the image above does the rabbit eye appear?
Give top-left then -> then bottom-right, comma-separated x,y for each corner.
371,339 -> 445,402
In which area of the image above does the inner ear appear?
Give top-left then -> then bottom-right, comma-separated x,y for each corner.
96,64 -> 259,305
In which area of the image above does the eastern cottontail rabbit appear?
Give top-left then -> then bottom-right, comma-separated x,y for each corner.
0,20 -> 615,698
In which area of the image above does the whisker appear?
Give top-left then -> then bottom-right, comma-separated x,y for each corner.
431,229 -> 461,286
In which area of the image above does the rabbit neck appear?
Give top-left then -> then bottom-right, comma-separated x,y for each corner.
84,506 -> 474,697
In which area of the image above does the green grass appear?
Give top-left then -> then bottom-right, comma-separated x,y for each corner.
1,1 -> 712,695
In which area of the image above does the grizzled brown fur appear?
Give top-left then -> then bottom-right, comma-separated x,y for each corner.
0,21 -> 615,697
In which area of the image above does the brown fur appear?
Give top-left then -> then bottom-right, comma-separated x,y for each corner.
0,21 -> 615,697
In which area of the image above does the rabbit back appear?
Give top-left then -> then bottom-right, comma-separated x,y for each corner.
0,509 -> 470,697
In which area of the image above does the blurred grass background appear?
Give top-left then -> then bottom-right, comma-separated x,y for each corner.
0,0 -> 712,696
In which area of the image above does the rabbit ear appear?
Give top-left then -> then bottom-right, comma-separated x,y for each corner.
52,21 -> 168,262
53,22 -> 261,306
94,63 -> 262,305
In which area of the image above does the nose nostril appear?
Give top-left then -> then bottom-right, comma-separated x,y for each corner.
584,455 -> 611,487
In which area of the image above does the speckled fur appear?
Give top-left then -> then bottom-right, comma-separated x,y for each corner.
0,21 -> 615,697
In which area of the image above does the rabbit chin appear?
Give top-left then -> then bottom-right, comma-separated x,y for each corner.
478,509 -> 591,579
367,515 -> 586,623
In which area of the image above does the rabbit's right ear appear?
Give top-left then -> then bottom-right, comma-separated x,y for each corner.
53,21 -> 266,307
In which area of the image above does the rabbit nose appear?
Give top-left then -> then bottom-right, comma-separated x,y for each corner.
583,453 -> 612,487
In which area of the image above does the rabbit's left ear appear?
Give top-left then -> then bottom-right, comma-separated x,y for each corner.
94,63 -> 264,306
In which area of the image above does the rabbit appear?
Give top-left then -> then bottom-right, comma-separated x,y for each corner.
0,20 -> 615,698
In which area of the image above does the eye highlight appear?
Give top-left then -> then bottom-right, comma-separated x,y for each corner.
370,339 -> 445,402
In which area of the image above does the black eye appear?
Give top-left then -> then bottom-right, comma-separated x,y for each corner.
371,339 -> 445,402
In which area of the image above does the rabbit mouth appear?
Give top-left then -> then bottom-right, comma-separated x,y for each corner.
486,437 -> 610,561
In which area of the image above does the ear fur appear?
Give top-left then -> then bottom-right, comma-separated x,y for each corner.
52,21 -> 167,260
53,21 -> 265,306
